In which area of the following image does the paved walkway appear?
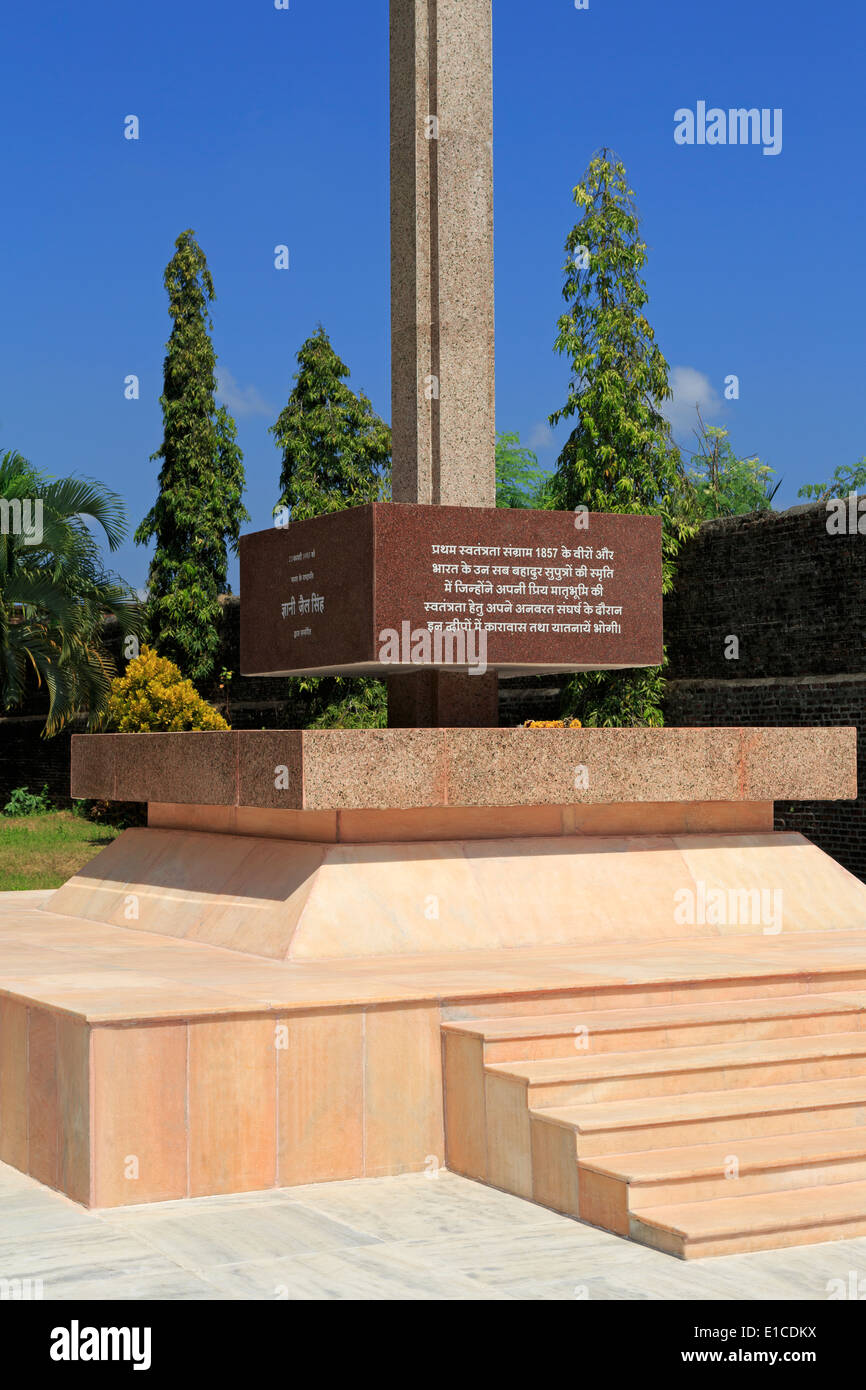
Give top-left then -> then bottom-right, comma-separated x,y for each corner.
2,1159 -> 864,1301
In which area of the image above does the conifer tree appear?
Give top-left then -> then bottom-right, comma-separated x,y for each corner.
136,229 -> 247,682
271,326 -> 390,520
549,152 -> 696,726
549,150 -> 691,592
271,327 -> 391,729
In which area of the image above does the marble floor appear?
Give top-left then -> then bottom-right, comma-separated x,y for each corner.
1,1159 -> 864,1301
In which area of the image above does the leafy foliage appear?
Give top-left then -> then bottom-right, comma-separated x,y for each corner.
74,798 -> 146,829
684,411 -> 781,519
495,433 -> 554,509
3,785 -> 53,817
291,674 -> 388,729
548,149 -> 694,593
270,329 -> 390,727
546,151 -> 692,728
560,663 -> 667,728
0,448 -> 140,734
136,230 -> 248,683
798,459 -> 866,503
107,645 -> 228,732
271,326 -> 391,521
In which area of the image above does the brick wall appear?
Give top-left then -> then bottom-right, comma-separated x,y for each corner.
664,500 -> 865,880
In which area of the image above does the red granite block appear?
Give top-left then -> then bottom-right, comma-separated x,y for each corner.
112,731 -> 237,806
240,503 -> 663,678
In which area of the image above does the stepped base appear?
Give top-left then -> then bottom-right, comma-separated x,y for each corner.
3,882 -> 866,1254
2,723 -> 862,1256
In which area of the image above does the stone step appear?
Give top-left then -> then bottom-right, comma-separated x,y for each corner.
631,1178 -> 866,1259
443,992 -> 866,1061
488,1032 -> 866,1106
536,1076 -> 866,1156
579,1128 -> 866,1231
444,966 -> 866,1022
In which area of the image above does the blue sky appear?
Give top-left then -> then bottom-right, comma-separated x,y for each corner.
1,0 -> 863,590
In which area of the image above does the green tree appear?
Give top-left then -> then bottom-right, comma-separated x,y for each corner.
549,150 -> 692,591
0,449 -> 140,734
495,432 -> 554,509
290,674 -> 388,729
548,151 -> 695,727
271,326 -> 391,520
685,410 -> 781,519
271,328 -> 391,728
798,459 -> 866,502
558,666 -> 666,728
135,229 -> 248,683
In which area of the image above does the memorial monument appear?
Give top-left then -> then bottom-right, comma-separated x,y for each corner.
3,1 -> 866,1260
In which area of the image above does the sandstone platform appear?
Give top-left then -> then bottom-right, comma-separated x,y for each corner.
2,723 -> 864,1260
4,891 -> 866,1256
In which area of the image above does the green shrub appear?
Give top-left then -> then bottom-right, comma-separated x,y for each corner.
107,645 -> 229,732
3,785 -> 53,817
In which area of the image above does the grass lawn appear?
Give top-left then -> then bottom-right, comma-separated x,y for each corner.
0,811 -> 121,891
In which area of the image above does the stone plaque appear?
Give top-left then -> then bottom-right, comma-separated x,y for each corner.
240,502 -> 662,677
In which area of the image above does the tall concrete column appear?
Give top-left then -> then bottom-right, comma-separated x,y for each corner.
388,0 -> 498,726
390,0 -> 496,509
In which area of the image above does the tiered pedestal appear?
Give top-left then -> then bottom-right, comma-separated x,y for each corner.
2,727 -> 865,1258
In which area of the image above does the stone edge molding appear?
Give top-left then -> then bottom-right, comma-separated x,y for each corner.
70,726 -> 857,810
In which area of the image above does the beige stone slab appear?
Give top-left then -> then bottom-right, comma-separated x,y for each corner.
5,873 -> 866,1021
443,1031 -> 487,1181
530,1115 -> 580,1219
55,824 -> 866,963
337,804 -> 565,843
277,1010 -> 364,1186
0,997 -> 28,1172
184,838 -> 324,959
485,1072 -> 532,1199
91,1024 -> 188,1207
28,1008 -> 58,1189
148,800 -> 775,843
290,840 -> 498,958
148,802 -> 236,835
674,832 -> 866,934
458,835 -> 710,950
364,1004 -> 444,1177
188,1018 -> 277,1197
563,801 -> 774,835
55,1015 -> 91,1206
235,807 -> 338,842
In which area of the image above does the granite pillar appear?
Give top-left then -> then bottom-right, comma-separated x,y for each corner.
390,0 -> 495,508
389,0 -> 497,724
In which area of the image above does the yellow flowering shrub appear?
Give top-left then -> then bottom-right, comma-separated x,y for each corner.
107,646 -> 229,732
522,719 -> 583,729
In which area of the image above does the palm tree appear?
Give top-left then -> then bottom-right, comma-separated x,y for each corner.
0,449 -> 141,734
